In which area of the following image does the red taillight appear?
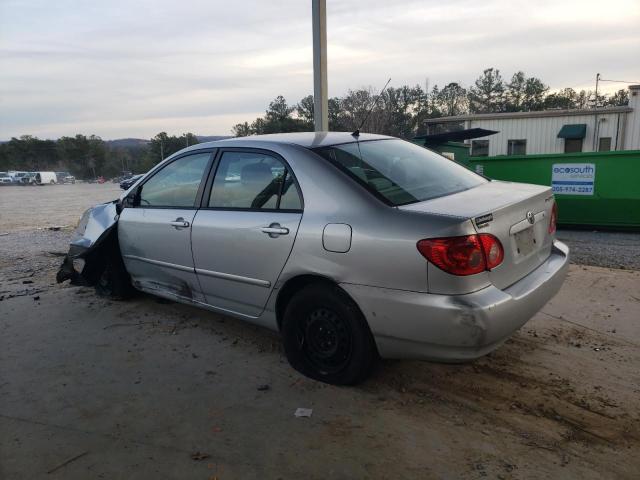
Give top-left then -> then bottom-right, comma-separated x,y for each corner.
549,201 -> 558,234
478,234 -> 504,269
417,234 -> 504,276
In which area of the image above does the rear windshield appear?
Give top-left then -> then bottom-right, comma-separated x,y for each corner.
314,139 -> 486,206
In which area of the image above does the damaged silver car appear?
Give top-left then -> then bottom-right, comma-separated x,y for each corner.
58,132 -> 569,385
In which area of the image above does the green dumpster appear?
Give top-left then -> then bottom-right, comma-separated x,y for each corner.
465,150 -> 640,229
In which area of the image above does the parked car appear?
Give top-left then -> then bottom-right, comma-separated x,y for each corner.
57,132 -> 569,385
32,171 -> 58,185
18,172 -> 37,185
119,174 -> 143,190
55,171 -> 76,184
0,172 -> 12,185
8,171 -> 28,184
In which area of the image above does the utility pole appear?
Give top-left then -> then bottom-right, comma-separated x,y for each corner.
593,73 -> 601,151
312,0 -> 328,131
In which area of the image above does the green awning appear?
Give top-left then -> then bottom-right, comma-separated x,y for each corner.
557,124 -> 587,139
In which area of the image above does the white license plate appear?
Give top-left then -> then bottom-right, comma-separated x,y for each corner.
515,227 -> 536,256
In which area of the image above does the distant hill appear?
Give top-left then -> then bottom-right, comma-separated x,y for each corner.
105,138 -> 149,148
104,135 -> 231,149
196,135 -> 233,143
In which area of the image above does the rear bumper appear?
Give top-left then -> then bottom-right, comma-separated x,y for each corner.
341,240 -> 569,361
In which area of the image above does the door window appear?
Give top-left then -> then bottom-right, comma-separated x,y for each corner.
208,151 -> 302,210
139,152 -> 210,207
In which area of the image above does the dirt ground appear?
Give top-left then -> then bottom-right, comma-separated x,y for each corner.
1,185 -> 639,479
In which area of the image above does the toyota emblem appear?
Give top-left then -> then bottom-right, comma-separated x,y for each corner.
526,211 -> 535,224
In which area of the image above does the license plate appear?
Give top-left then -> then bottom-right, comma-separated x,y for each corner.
515,227 -> 536,256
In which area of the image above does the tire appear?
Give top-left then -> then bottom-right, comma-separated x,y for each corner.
282,283 -> 377,385
94,239 -> 135,300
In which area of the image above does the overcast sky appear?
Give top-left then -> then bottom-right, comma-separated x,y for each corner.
1,0 -> 639,140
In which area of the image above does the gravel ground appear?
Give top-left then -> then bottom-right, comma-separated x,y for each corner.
1,184 -> 639,478
557,229 -> 640,270
0,183 -> 121,232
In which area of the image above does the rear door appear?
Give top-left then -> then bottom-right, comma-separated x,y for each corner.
118,151 -> 214,301
191,148 -> 303,317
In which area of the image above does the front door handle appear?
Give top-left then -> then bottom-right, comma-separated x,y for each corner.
169,217 -> 190,229
262,223 -> 289,237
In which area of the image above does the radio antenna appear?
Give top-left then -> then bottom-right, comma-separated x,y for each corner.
352,78 -> 391,137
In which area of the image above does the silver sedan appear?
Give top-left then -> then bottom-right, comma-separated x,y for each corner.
58,132 -> 569,384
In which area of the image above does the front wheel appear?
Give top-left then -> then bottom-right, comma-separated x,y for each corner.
282,283 -> 377,385
93,239 -> 135,300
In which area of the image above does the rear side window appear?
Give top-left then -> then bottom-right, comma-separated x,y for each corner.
208,151 -> 302,210
314,139 -> 486,206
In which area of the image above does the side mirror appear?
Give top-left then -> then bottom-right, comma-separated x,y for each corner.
122,186 -> 141,208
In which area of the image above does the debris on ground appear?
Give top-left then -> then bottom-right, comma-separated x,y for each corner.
294,408 -> 313,418
46,451 -> 89,474
191,452 -> 211,461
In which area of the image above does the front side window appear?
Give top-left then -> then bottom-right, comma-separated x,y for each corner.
471,140 -> 489,157
139,152 -> 210,207
208,151 -> 302,210
507,139 -> 526,155
314,139 -> 486,206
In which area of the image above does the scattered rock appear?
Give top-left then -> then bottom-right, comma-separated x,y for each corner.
191,451 -> 210,461
294,408 -> 313,418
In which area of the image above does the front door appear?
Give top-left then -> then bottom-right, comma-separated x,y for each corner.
119,151 -> 213,302
191,149 -> 303,317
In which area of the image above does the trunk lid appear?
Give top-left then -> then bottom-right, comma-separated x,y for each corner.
400,180 -> 555,289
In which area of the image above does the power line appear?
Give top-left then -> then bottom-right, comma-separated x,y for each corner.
599,78 -> 640,84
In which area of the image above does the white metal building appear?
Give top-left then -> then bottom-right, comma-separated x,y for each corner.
425,85 -> 640,156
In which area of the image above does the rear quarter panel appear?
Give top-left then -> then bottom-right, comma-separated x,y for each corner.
272,145 -> 480,293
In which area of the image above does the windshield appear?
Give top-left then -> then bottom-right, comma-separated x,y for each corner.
314,139 -> 486,206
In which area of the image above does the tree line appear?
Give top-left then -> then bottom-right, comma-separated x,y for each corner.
233,68 -> 630,138
2,68 -> 630,175
0,132 -> 199,179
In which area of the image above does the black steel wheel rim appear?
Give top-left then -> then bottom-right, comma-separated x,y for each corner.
298,307 -> 353,375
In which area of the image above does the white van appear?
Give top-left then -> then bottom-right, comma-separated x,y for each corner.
34,172 -> 57,185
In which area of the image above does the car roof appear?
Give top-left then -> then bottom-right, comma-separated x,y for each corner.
194,131 -> 394,150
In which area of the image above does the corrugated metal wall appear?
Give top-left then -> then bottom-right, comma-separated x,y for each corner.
624,88 -> 640,151
467,112 -> 626,156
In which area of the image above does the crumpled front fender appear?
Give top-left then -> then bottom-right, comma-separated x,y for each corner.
67,201 -> 119,258
57,200 -> 120,285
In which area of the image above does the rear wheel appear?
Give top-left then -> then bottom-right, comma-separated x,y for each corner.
282,283 -> 377,385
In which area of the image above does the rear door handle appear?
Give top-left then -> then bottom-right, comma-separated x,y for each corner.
169,218 -> 190,229
262,223 -> 289,236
